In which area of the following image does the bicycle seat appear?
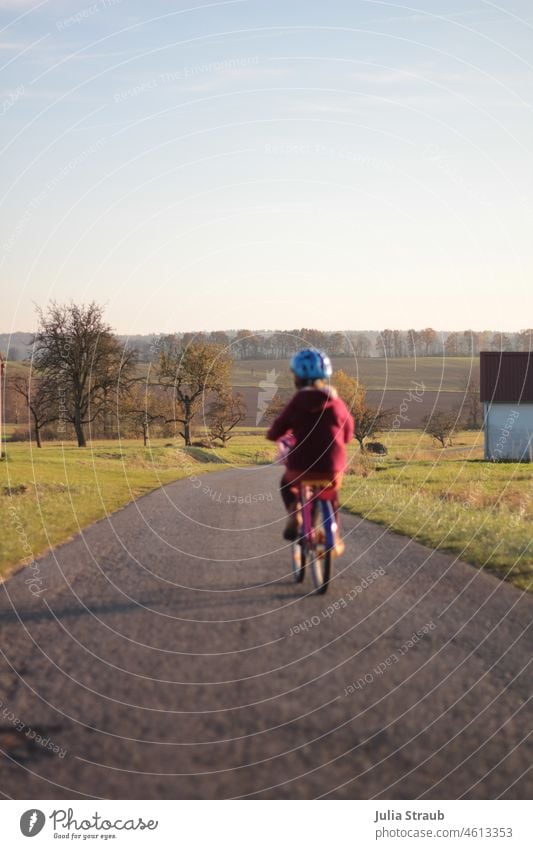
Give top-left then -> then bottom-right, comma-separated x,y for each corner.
299,479 -> 338,500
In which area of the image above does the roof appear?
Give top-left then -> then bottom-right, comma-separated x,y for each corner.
480,351 -> 533,403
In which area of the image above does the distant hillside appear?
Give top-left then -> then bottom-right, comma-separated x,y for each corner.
0,332 -> 33,361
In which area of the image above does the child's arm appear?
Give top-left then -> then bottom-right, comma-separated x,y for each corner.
266,397 -> 296,441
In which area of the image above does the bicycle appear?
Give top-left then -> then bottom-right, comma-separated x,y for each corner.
290,480 -> 340,595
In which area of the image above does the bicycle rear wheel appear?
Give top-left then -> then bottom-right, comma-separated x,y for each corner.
309,499 -> 335,594
290,540 -> 306,582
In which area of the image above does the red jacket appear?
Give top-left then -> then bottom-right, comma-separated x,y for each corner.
267,387 -> 354,476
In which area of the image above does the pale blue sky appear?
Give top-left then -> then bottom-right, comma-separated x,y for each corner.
1,0 -> 532,334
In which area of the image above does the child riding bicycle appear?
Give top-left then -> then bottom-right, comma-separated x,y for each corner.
266,348 -> 354,547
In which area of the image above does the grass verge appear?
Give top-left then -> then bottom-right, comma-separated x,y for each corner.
341,430 -> 533,591
0,436 -> 274,580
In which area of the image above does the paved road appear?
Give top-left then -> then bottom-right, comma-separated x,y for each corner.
0,466 -> 531,799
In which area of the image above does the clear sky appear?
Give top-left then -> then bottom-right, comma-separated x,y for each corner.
1,0 -> 532,335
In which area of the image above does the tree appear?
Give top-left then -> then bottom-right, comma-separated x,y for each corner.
328,332 -> 346,356
461,376 -> 483,430
517,329 -> 533,352
33,302 -> 137,447
207,391 -> 247,446
422,410 -> 458,447
209,331 -> 230,349
122,382 -> 174,446
491,331 -> 513,352
406,329 -> 420,358
271,331 -> 293,359
9,374 -> 57,448
392,330 -> 405,358
376,329 -> 394,358
477,330 -> 492,352
235,329 -> 254,359
333,369 -> 364,416
463,330 -> 480,356
445,332 -> 460,356
420,327 -> 438,356
333,369 -> 391,450
350,332 -> 371,358
158,339 -> 231,445
353,404 -> 392,451
301,328 -> 326,350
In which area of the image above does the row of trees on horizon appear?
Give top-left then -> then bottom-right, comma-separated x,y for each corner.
122,327 -> 533,361
3,326 -> 533,362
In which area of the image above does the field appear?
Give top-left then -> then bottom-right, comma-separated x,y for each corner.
234,356 -> 475,426
233,356 -> 477,391
7,355 -> 478,390
3,356 -> 475,430
2,427 -> 532,593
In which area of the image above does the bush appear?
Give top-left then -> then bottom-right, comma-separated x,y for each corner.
9,428 -> 30,442
366,441 -> 388,455
40,426 -> 62,441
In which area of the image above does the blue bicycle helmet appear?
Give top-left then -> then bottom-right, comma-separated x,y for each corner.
290,348 -> 332,380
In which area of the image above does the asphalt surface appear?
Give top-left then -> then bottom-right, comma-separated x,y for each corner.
0,465 -> 531,799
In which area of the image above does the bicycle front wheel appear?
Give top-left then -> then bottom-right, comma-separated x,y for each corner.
310,547 -> 331,594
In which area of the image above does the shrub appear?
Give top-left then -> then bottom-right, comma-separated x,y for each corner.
9,428 -> 30,442
366,441 -> 388,455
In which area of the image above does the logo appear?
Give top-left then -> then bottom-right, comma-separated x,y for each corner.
256,369 -> 279,425
20,809 -> 46,837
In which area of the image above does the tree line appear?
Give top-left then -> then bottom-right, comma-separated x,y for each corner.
4,327 -> 532,363
7,302 -> 247,448
133,328 -> 533,361
0,302 -> 491,451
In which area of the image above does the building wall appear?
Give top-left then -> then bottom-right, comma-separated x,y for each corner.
484,402 -> 533,461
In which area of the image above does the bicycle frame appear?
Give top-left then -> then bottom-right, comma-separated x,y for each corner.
299,484 -> 338,551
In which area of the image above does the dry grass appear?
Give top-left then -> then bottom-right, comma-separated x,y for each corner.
341,430 -> 533,591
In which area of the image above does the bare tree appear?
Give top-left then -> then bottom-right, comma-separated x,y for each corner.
353,405 -> 393,451
158,339 -> 231,445
461,376 -> 483,430
9,374 -> 57,448
350,332 -> 371,358
122,382 -> 175,446
33,302 -> 137,447
207,391 -> 247,446
422,410 -> 458,447
376,329 -> 394,358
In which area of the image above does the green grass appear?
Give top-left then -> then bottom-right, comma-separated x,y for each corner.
0,436 -> 269,580
341,430 -> 533,591
3,428 -> 533,594
1,441 -> 203,575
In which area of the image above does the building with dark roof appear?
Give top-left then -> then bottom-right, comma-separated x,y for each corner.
480,352 -> 533,461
